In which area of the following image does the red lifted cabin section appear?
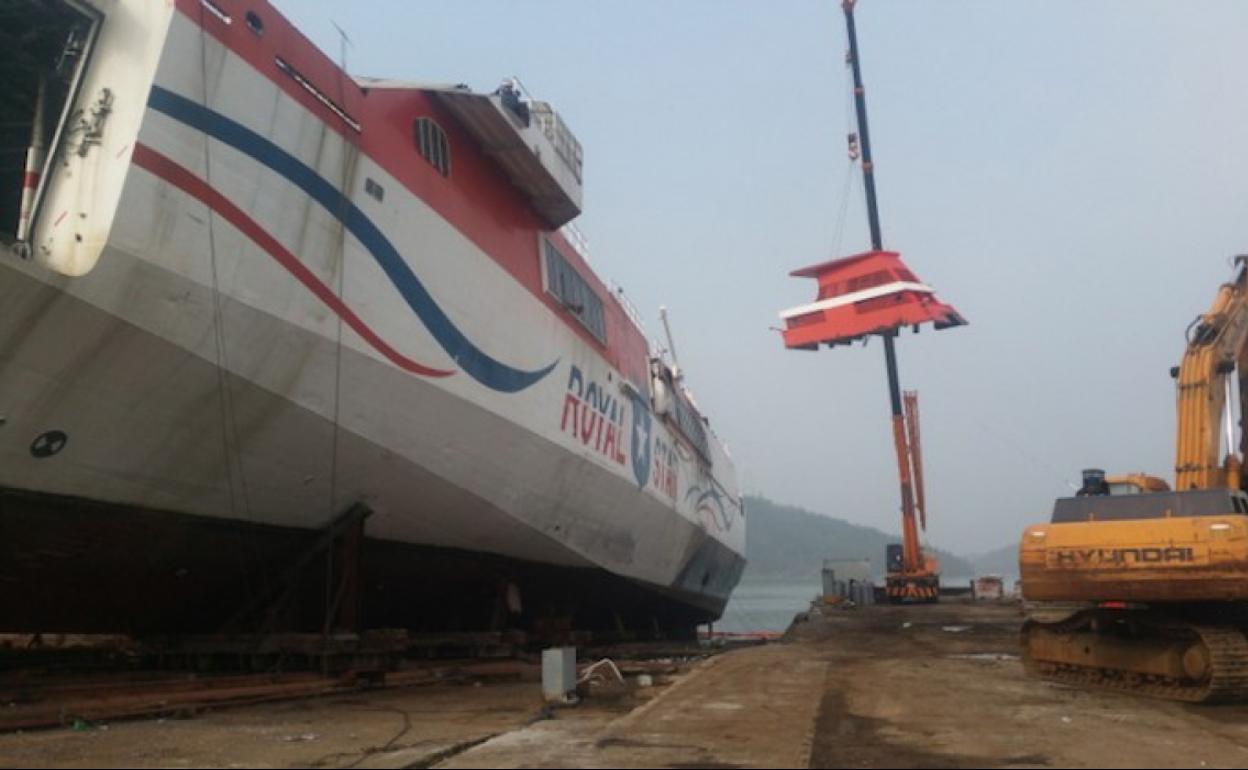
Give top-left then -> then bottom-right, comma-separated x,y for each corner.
779,250 -> 966,350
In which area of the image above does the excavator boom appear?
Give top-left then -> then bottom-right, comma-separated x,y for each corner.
1175,260 -> 1248,491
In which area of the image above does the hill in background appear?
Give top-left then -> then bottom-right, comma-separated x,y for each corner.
741,495 -> 976,583
968,543 -> 1021,579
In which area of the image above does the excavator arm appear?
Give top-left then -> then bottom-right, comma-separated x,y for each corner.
1175,258 -> 1248,492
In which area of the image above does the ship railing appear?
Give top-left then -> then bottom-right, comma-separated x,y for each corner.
608,279 -> 648,337
530,103 -> 582,184
507,75 -> 583,184
560,222 -> 592,264
557,222 -> 648,339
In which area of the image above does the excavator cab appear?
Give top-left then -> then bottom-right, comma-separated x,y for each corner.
1076,469 -> 1171,497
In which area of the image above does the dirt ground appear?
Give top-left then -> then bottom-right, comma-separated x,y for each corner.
0,680 -> 556,768
799,601 -> 1248,769
5,601 -> 1248,768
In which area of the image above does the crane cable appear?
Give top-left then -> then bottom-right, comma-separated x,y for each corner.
197,2 -> 254,526
328,24 -> 354,527
827,26 -> 860,261
323,21 -> 360,638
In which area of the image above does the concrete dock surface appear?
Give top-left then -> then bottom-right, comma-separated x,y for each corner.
439,643 -> 826,769
5,600 -> 1248,768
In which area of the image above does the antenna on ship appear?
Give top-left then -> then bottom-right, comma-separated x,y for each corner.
659,306 -> 682,382
331,21 -> 352,77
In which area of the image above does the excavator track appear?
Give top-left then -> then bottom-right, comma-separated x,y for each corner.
1022,616 -> 1248,703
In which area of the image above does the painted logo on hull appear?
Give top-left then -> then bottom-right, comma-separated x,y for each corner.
630,393 -> 653,488
556,367 -> 714,504
650,435 -> 678,499
686,483 -> 734,532
561,366 -> 626,466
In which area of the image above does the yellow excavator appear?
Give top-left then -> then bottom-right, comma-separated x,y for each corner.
1020,257 -> 1248,702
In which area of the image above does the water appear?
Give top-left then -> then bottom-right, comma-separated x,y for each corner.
715,580 -> 821,634
716,574 -> 1023,634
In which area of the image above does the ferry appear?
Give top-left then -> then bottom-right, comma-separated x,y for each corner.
0,0 -> 744,638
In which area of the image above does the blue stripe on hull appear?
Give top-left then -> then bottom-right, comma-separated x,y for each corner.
148,85 -> 557,393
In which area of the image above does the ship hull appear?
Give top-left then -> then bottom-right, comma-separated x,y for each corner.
1,487 -> 743,636
0,252 -> 743,635
0,0 -> 744,637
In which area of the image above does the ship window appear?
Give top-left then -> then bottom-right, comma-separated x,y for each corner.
817,282 -> 843,300
365,178 -> 384,202
543,238 -> 606,345
245,11 -> 263,35
854,295 -> 903,313
414,118 -> 450,177
847,270 -> 892,293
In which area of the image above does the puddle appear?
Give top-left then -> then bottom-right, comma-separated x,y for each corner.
702,702 -> 745,712
949,653 -> 1019,662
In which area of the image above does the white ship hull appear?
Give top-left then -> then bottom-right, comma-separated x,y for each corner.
0,0 -> 744,636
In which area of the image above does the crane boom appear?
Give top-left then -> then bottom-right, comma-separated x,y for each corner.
842,0 -> 939,602
905,391 -> 927,532
776,0 -> 956,604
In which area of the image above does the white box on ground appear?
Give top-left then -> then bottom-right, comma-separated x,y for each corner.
542,647 -> 577,702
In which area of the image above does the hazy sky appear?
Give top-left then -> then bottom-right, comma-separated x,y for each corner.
274,0 -> 1248,554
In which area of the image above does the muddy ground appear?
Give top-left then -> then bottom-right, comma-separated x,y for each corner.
800,601 -> 1248,769
4,600 -> 1248,768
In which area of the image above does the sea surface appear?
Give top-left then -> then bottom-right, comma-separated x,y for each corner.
715,580 -> 821,634
715,575 -> 1020,633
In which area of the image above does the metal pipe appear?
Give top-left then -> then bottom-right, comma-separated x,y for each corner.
1226,374 -> 1236,463
1225,369 -> 1242,490
905,391 -> 927,532
660,306 -> 682,381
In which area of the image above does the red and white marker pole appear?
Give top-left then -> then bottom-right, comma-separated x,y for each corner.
16,77 -> 47,245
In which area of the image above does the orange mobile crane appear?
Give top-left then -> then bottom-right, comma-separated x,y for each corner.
884,391 -> 941,602
1020,257 -> 1248,701
775,1 -> 960,604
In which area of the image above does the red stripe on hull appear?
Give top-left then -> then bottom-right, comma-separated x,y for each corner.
131,143 -> 455,380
